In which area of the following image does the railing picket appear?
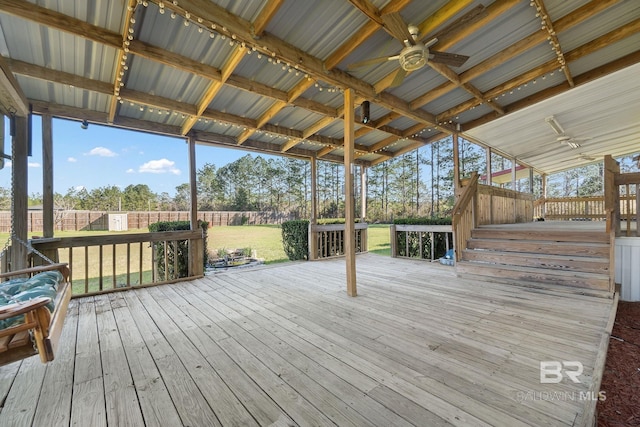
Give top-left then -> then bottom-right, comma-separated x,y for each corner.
84,246 -> 89,294
98,245 -> 103,291
126,242 -> 131,287
139,242 -> 143,285
112,244 -> 116,289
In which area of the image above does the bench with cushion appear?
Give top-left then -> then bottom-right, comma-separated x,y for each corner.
0,264 -> 71,366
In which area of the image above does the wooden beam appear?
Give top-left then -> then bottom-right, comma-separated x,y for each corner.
42,114 -> 54,238
344,88 -> 356,297
252,0 -> 285,36
465,50 -> 640,130
0,0 -> 122,47
0,55 -> 28,116
109,0 -> 137,123
412,0 -> 620,111
532,0 -> 573,87
182,46 -> 246,135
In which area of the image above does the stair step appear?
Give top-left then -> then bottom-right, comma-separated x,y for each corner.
456,261 -> 611,291
472,228 -> 610,243
466,238 -> 610,257
461,250 -> 610,274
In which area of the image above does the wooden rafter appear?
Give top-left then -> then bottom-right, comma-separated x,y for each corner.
108,0 -> 137,124
532,0 -> 574,87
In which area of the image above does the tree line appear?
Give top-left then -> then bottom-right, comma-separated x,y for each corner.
3,139 -> 638,222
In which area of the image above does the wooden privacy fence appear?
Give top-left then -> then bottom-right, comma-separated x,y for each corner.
0,210 -> 296,232
24,230 -> 204,296
390,224 -> 453,261
308,223 -> 368,260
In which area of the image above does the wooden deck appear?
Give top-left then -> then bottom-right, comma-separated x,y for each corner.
0,254 -> 617,426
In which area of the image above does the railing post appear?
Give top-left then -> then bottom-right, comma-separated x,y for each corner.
390,224 -> 397,258
308,222 -> 318,260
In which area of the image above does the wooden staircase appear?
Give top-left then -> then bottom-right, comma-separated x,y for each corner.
456,226 -> 613,293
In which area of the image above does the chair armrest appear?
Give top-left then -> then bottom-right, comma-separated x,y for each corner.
0,297 -> 51,320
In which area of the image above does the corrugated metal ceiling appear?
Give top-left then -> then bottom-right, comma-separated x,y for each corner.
0,0 -> 637,171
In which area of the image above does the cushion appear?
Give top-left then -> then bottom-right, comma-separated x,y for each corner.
0,271 -> 63,330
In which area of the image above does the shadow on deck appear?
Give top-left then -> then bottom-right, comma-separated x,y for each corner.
0,253 -> 617,426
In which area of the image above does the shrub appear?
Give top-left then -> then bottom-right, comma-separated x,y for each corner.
281,220 -> 309,260
148,220 -> 209,279
393,217 -> 453,260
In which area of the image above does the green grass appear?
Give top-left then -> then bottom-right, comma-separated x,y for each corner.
208,224 -> 289,264
1,224 -> 392,294
367,224 -> 391,256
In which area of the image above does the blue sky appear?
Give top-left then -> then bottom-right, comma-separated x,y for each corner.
1,116 -> 276,196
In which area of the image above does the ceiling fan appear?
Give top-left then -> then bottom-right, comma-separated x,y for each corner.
347,12 -> 469,87
545,115 -> 591,149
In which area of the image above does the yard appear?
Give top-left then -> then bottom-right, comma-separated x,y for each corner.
0,223 -> 392,294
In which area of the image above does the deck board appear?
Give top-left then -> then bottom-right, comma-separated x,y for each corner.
0,254 -> 616,426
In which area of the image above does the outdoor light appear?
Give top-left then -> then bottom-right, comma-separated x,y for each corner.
361,101 -> 370,124
81,120 -> 88,130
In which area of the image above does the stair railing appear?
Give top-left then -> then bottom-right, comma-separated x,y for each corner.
451,172 -> 479,262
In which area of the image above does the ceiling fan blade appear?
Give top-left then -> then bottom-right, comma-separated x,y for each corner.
389,67 -> 407,87
429,51 -> 469,67
381,12 -> 415,45
347,55 -> 397,70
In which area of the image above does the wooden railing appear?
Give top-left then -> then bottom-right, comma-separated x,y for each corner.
476,184 -> 534,225
390,224 -> 453,261
452,173 -> 479,262
605,155 -> 639,237
309,223 -> 368,260
452,172 -> 535,262
28,230 -> 204,296
533,195 -> 637,223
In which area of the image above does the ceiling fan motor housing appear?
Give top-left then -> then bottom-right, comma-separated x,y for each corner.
400,45 -> 427,71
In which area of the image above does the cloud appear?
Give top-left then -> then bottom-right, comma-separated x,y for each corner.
68,157 -> 77,163
28,162 -> 41,168
86,147 -> 117,157
3,161 -> 40,168
126,168 -> 135,174
139,158 -> 181,175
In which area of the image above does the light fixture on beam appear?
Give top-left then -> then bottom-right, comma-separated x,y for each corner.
80,120 -> 89,130
545,115 -> 564,135
361,101 -> 370,124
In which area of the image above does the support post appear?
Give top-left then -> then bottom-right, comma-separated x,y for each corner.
485,147 -> 492,186
11,116 -> 29,270
309,156 -> 318,260
42,114 -> 54,238
344,88 -> 356,297
360,166 -> 367,220
541,173 -> 547,218
529,167 -> 534,194
512,159 -> 517,222
452,133 -> 460,188
187,135 -> 203,276
310,155 -> 317,225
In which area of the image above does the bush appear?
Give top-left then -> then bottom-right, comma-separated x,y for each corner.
281,220 -> 309,260
393,217 -> 452,260
148,220 -> 209,279
393,217 -> 452,225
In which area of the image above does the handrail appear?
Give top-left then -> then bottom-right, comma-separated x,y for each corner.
451,172 -> 479,262
452,173 -> 479,223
